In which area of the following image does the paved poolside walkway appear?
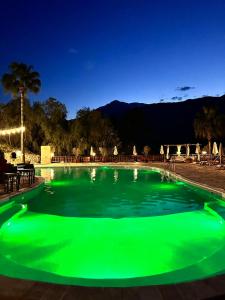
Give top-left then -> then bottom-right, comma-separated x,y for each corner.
1,274 -> 225,300
1,162 -> 225,299
153,162 -> 225,192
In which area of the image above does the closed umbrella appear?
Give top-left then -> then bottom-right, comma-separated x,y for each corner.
113,146 -> 118,156
186,144 -> 190,157
212,142 -> 218,156
195,143 -> 201,161
177,145 -> 181,157
166,146 -> 170,160
133,145 -> 137,156
90,146 -> 95,156
219,143 -> 223,164
160,145 -> 164,155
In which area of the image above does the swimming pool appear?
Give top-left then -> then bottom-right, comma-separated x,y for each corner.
0,166 -> 225,287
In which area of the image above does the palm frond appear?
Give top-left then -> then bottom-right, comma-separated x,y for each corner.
1,62 -> 41,96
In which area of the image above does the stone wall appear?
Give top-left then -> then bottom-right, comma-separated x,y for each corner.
4,152 -> 40,164
0,143 -> 40,164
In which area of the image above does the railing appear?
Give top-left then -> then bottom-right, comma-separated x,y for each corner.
51,154 -> 225,164
51,155 -> 163,163
165,161 -> 176,172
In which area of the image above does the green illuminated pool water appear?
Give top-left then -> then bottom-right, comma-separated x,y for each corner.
1,166 -> 225,287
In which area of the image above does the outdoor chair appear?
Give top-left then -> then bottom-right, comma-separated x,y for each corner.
0,164 -> 20,193
215,164 -> 225,170
17,163 -> 35,185
210,156 -> 220,166
82,157 -> 90,163
173,156 -> 185,163
0,172 -> 9,192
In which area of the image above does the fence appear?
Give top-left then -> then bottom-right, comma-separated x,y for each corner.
51,154 -> 163,163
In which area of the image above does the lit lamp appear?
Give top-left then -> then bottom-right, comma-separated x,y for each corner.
19,86 -> 25,163
16,150 -> 22,157
0,126 -> 25,136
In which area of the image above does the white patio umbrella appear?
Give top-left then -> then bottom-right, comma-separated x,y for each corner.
113,146 -> 118,156
90,146 -> 95,156
177,145 -> 181,157
219,142 -> 223,164
212,142 -> 218,156
99,147 -> 103,155
186,144 -> 190,157
166,145 -> 170,160
133,145 -> 137,156
160,145 -> 164,155
195,143 -> 201,161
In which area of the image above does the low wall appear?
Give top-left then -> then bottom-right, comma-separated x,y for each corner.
4,152 -> 40,164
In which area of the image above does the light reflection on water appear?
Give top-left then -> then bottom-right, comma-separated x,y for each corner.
40,168 -> 54,182
133,168 -> 138,182
33,167 -> 221,218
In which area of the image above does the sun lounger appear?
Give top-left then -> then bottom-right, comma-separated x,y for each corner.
215,164 -> 225,170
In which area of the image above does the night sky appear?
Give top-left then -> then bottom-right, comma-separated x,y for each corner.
1,0 -> 225,119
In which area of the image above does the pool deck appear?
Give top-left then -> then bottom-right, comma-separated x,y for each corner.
1,162 -> 225,299
154,162 -> 225,193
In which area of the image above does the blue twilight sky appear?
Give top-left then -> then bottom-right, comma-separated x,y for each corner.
0,0 -> 225,119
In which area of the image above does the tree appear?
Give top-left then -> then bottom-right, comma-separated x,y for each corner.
194,106 -> 224,154
42,98 -> 68,154
1,62 -> 41,162
69,108 -> 119,153
0,97 -> 33,149
143,145 -> 151,156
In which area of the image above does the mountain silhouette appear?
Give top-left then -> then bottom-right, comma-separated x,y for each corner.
97,95 -> 225,152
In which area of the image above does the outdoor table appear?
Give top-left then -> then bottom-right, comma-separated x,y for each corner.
4,172 -> 20,192
17,168 -> 35,185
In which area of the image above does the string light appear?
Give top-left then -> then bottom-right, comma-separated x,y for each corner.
0,126 -> 25,136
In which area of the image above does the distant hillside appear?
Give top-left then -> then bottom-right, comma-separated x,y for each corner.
97,95 -> 225,152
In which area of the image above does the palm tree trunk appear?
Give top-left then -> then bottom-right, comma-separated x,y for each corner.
19,87 -> 25,163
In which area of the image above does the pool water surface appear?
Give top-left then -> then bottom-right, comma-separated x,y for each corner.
0,167 -> 225,287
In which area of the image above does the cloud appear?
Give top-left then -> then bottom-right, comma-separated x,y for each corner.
176,86 -> 195,92
171,96 -> 183,101
68,48 -> 78,54
159,99 -> 165,103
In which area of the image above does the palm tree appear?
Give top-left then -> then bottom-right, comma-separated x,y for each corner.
194,106 -> 223,154
1,62 -> 41,162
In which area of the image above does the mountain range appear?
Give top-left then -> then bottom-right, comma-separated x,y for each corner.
97,95 -> 225,152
